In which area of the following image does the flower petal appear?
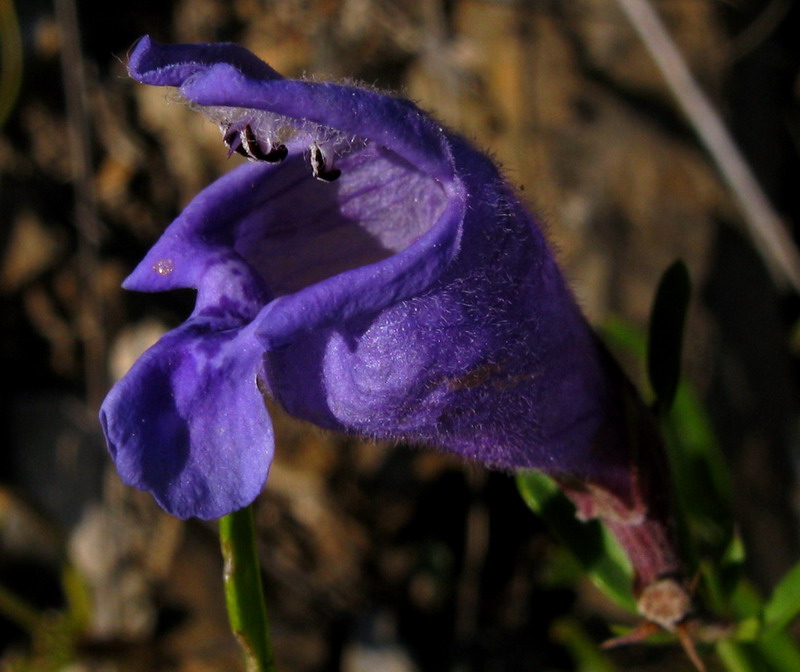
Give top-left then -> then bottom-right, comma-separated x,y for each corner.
129,36 -> 455,181
124,135 -> 465,349
123,161 -> 276,294
254,189 -> 465,348
99,319 -> 272,519
128,35 -> 283,87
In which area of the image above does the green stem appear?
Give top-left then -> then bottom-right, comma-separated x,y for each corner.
219,505 -> 276,672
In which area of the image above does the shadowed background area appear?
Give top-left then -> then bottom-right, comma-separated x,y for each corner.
1,0 -> 799,670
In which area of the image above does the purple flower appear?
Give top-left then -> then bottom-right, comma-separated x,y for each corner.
102,37 -> 682,607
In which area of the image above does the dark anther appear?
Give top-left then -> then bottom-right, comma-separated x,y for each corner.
240,125 -> 270,161
224,124 -> 288,163
309,143 -> 341,182
262,143 -> 288,163
223,126 -> 249,158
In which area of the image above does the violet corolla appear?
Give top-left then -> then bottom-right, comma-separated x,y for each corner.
101,36 -> 687,625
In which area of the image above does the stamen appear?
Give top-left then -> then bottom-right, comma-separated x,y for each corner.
222,126 -> 249,158
222,123 -> 287,163
309,142 -> 341,182
239,124 -> 261,159
262,143 -> 288,163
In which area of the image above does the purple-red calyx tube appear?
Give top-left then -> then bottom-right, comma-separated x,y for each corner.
101,36 -> 688,625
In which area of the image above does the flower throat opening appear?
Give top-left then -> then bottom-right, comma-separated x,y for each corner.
212,108 -> 449,297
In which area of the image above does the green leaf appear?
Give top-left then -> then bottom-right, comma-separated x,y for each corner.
62,565 -> 92,632
516,471 -> 636,612
754,631 -> 800,671
220,505 -> 276,672
718,634 -> 800,672
647,260 -> 691,414
0,582 -> 40,632
664,383 -> 734,566
603,316 -> 648,364
762,560 -> 800,634
551,618 -> 620,672
716,640 -> 763,672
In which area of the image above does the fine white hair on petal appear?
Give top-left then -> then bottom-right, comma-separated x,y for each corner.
201,104 -> 368,160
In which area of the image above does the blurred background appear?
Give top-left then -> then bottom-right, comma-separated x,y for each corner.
1,0 -> 799,670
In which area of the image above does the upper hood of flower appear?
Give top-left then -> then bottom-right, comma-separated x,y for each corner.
129,36 -> 455,181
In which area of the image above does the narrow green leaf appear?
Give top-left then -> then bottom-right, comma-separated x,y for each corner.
0,582 -> 40,632
734,617 -> 761,642
664,383 -> 735,569
62,565 -> 92,632
516,471 -> 636,612
220,505 -> 276,672
716,640 -> 762,672
762,560 -> 800,633
754,631 -> 800,671
719,633 -> 800,672
647,260 -> 691,414
551,618 -> 620,672
603,316 -> 648,365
